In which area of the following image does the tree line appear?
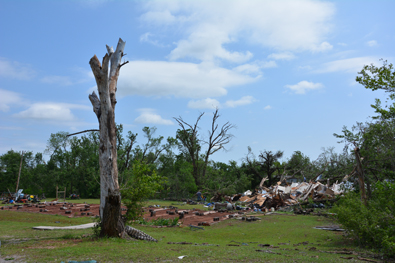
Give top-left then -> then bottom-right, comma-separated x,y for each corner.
1,60 -> 394,202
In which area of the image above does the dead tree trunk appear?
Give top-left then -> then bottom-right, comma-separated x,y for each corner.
89,38 -> 127,237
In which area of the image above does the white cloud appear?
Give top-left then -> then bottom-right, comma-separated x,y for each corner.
233,64 -> 262,74
285,81 -> 323,94
134,109 -> 174,125
41,75 -> 74,86
232,61 -> 276,75
311,41 -> 333,52
117,61 -> 259,98
188,96 -> 256,109
140,32 -> 166,47
14,103 -> 90,122
261,61 -> 278,68
0,58 -> 35,80
316,56 -> 378,73
268,52 -> 296,61
140,9 -> 178,25
264,105 -> 272,110
0,89 -> 26,112
141,0 -> 335,62
188,98 -> 220,109
169,33 -> 254,62
224,96 -> 256,108
366,40 -> 377,47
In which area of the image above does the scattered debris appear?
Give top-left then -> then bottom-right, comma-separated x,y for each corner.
314,226 -> 345,231
189,225 -> 204,230
256,250 -> 281,255
258,244 -> 271,247
235,181 -> 345,211
357,257 -> 381,263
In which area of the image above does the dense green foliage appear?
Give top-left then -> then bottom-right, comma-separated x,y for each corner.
333,181 -> 395,255
121,160 -> 166,221
137,217 -> 179,226
332,60 -> 395,255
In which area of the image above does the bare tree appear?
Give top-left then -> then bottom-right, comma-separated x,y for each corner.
202,109 -> 235,179
89,38 -> 127,237
174,112 -> 203,186
174,108 -> 234,187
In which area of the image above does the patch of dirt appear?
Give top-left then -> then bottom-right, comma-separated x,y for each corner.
1,202 -> 101,218
2,202 -> 245,226
26,239 -> 79,250
143,207 -> 240,226
0,255 -> 26,263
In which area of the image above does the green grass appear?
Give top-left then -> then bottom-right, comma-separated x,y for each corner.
0,200 -> 381,262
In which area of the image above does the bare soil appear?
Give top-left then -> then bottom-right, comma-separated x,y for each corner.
2,202 -> 243,226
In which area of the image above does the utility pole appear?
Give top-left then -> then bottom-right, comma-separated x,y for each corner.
15,151 -> 24,193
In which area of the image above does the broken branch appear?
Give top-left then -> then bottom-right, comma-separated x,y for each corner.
67,129 -> 100,137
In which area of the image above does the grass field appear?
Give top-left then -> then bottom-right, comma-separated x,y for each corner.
0,199 -> 382,262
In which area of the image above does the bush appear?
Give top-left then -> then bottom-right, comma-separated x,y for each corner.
332,181 -> 395,256
137,218 -> 179,227
121,160 -> 166,221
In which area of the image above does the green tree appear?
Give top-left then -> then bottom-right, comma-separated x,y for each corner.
356,59 -> 395,119
244,147 -> 283,187
121,160 -> 166,221
259,150 -> 283,186
204,160 -> 250,196
0,150 -> 34,193
334,60 -> 395,185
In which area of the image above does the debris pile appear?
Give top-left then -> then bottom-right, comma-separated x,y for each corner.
234,181 -> 345,211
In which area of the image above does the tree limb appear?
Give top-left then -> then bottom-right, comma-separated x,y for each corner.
89,91 -> 101,120
66,129 -> 100,137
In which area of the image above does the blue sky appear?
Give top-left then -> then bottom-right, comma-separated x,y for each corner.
0,0 -> 394,164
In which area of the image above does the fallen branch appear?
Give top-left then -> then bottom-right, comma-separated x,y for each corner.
66,129 -> 100,137
124,225 -> 157,242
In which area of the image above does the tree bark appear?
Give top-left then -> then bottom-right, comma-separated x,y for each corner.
89,38 -> 126,237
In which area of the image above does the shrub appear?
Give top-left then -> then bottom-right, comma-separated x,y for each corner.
121,160 -> 166,221
332,181 -> 395,256
137,218 -> 179,227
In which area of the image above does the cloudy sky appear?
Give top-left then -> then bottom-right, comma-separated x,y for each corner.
0,0 -> 394,164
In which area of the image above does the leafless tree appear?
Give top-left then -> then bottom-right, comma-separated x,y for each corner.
174,112 -> 203,186
89,38 -> 127,237
202,109 -> 235,179
174,108 -> 235,187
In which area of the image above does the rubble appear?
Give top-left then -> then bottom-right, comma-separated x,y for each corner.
234,181 -> 345,211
